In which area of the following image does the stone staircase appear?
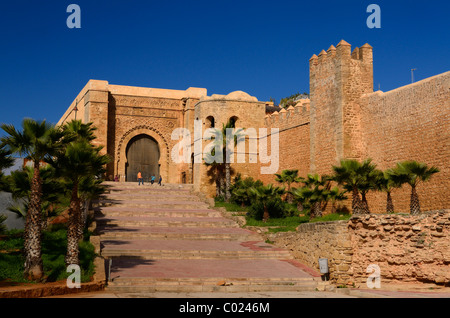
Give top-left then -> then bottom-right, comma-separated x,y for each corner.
95,182 -> 320,294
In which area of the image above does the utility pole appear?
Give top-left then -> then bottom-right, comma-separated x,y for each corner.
411,68 -> 417,83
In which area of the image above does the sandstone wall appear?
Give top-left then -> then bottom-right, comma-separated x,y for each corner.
265,221 -> 353,285
309,40 -> 373,177
259,100 -> 311,185
349,210 -> 449,286
360,71 -> 450,213
193,92 -> 268,196
265,210 -> 449,287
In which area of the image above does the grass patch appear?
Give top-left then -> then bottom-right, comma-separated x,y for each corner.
245,213 -> 351,232
215,200 -> 351,232
308,213 -> 351,223
0,225 -> 96,284
245,216 -> 310,232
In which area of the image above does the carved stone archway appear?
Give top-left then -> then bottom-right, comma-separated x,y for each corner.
116,126 -> 170,182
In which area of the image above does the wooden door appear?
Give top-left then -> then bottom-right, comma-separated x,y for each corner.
125,135 -> 160,182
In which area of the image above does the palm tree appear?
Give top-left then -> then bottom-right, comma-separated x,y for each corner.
332,159 -> 370,215
78,175 -> 106,231
204,147 -> 226,199
275,169 -> 303,202
355,160 -> 380,214
0,144 -> 14,191
387,161 -> 439,215
205,120 -> 244,201
0,144 -> 11,234
299,174 -> 331,219
376,170 -> 402,213
5,165 -> 66,229
248,184 -> 285,222
61,120 -> 97,143
290,186 -> 307,213
230,175 -> 263,207
327,186 -> 348,214
50,140 -> 109,265
0,144 -> 14,171
1,119 -> 63,280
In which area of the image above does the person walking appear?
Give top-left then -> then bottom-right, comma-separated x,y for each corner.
151,174 -> 156,185
158,175 -> 162,186
137,171 -> 143,185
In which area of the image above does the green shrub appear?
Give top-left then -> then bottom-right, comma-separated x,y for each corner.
247,197 -> 287,220
0,225 -> 96,284
230,175 -> 263,206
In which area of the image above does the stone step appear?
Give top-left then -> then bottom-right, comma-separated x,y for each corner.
105,190 -> 193,197
104,183 -> 194,191
96,216 -> 238,228
106,277 -> 318,293
102,250 -> 293,260
99,232 -> 261,241
106,258 -> 315,279
101,193 -> 202,202
98,200 -> 209,210
101,239 -> 292,260
109,276 -> 317,285
95,207 -> 221,218
96,183 -> 319,295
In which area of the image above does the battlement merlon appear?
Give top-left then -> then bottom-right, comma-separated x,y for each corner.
309,40 -> 373,68
264,99 -> 310,127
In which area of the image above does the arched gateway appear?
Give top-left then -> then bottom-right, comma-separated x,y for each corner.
125,134 -> 160,182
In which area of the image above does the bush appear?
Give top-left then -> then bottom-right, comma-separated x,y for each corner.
0,225 -> 96,284
230,175 -> 263,206
247,197 -> 287,220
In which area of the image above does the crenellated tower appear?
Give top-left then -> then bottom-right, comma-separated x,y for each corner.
309,40 -> 373,175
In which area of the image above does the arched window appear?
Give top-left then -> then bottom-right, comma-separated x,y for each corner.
229,116 -> 238,128
206,116 -> 215,128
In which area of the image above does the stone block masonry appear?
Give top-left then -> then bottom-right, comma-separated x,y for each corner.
349,210 -> 449,286
360,71 -> 450,213
265,221 -> 353,285
265,210 -> 449,287
56,40 -> 449,214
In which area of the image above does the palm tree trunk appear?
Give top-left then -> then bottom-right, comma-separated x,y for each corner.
77,198 -> 84,241
219,170 -> 225,198
286,184 -> 293,203
410,185 -> 421,215
314,202 -> 322,218
352,187 -> 364,215
66,182 -> 80,265
386,191 -> 394,213
297,201 -> 304,213
309,202 -> 322,219
262,205 -> 270,223
215,174 -> 221,197
361,192 -> 371,214
24,162 -> 44,280
225,162 -> 231,201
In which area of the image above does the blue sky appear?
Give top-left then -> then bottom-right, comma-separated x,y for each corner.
0,0 -> 449,135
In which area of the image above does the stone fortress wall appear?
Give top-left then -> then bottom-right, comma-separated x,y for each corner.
257,40 -> 449,214
359,71 -> 450,214
57,40 -> 449,214
265,210 -> 449,286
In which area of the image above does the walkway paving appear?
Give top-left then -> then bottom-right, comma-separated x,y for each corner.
81,182 -> 449,299
96,182 -> 321,294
